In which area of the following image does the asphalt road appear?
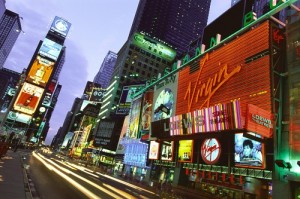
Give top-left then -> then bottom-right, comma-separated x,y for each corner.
25,151 -> 159,199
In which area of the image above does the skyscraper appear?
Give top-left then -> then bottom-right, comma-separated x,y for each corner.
0,9 -> 22,68
0,0 -> 5,18
128,0 -> 211,57
93,50 -> 117,89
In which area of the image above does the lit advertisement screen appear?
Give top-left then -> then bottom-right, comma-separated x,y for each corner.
178,140 -> 193,163
161,141 -> 173,161
153,88 -> 175,121
7,111 -> 32,124
116,84 -> 144,115
148,141 -> 159,160
176,21 -> 272,126
124,142 -> 148,167
140,91 -> 153,140
234,133 -> 265,168
50,16 -> 71,38
128,95 -> 142,139
26,55 -> 54,87
132,32 -> 176,62
38,38 -> 63,61
83,81 -> 101,100
13,82 -> 44,115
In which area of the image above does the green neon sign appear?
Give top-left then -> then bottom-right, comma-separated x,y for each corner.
132,32 -> 176,62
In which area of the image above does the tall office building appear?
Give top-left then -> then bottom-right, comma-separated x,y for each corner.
93,50 -> 117,89
128,0 -> 211,57
0,0 -> 5,18
0,9 -> 22,68
1,16 -> 71,144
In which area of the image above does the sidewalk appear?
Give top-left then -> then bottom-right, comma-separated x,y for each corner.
0,149 -> 32,199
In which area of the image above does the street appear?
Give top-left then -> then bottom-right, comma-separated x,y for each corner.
24,150 -> 159,199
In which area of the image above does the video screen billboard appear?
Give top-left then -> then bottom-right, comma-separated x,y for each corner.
13,82 -> 44,115
26,55 -> 55,87
152,73 -> 178,122
116,84 -> 144,115
178,140 -> 193,163
148,141 -> 159,160
161,141 -> 173,161
50,16 -> 71,38
234,132 -> 265,168
128,95 -> 142,139
38,38 -> 63,61
140,91 -> 153,140
7,111 -> 32,124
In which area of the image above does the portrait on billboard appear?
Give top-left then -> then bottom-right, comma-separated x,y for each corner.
149,141 -> 159,160
161,141 -> 173,161
13,82 -> 44,115
153,88 -> 174,121
234,133 -> 264,168
26,55 -> 54,87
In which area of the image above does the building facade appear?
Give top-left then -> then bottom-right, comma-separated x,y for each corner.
128,0 -> 211,57
93,50 -> 117,89
0,9 -> 21,68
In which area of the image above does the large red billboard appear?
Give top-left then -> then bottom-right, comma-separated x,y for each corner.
177,21 -> 272,136
13,82 -> 44,115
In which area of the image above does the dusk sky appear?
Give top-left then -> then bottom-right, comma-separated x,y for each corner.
4,0 -> 231,144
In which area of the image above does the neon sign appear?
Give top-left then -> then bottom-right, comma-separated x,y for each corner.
132,0 -> 296,99
183,54 -> 241,111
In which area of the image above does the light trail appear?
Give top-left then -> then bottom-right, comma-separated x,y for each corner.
33,151 -> 101,199
35,152 -> 137,199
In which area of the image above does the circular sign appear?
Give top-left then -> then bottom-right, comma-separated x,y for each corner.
55,19 -> 68,31
201,138 -> 221,164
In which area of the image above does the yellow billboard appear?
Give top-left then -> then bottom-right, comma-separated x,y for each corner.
26,55 -> 55,87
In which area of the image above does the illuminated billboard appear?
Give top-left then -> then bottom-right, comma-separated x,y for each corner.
7,111 -> 32,124
116,84 -> 144,115
148,141 -> 159,160
140,91 -> 153,140
245,104 -> 273,138
83,81 -> 101,100
201,138 -> 221,165
50,16 -> 71,38
152,73 -> 178,122
178,140 -> 193,162
161,141 -> 173,161
26,55 -> 55,87
234,133 -> 265,169
128,95 -> 142,139
177,21 -> 272,133
132,32 -> 176,62
38,38 -> 63,61
13,82 -> 44,115
124,142 -> 148,168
